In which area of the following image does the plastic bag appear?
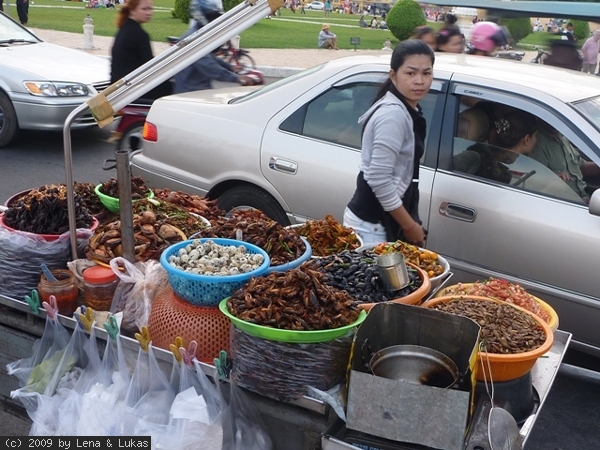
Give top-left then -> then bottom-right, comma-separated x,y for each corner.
56,317 -> 102,436
230,326 -> 354,401
163,342 -> 216,450
75,320 -> 131,436
0,226 -> 92,300
13,317 -> 90,436
121,336 -> 176,438
109,257 -> 169,336
6,297 -> 70,388
221,380 -> 273,450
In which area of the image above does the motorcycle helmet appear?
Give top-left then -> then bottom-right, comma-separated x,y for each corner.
470,21 -> 508,53
190,0 -> 224,27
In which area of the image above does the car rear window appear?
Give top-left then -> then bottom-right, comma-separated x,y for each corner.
229,64 -> 326,104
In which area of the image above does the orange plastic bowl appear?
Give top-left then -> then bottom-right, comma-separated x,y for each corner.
359,263 -> 431,312
421,295 -> 554,382
436,283 -> 559,332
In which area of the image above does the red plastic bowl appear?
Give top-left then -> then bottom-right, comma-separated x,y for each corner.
0,214 -> 99,241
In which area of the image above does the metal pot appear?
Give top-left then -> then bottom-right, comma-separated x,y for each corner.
369,344 -> 459,389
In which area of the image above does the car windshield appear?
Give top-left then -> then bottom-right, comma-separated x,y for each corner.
573,95 -> 600,134
0,14 -> 40,43
230,64 -> 326,104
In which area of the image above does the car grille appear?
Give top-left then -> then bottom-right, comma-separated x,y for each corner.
92,80 -> 111,93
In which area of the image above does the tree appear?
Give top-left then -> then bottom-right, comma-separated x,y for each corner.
386,0 -> 426,42
173,0 -> 191,23
499,17 -> 531,44
173,0 -> 243,23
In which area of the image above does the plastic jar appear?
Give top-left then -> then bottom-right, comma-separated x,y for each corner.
37,269 -> 79,316
83,266 -> 119,312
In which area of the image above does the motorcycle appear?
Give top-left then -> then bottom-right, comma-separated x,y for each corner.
530,46 -> 550,64
110,66 -> 265,151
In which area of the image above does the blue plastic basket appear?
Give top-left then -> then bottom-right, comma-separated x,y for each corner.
264,237 -> 312,274
160,238 -> 270,306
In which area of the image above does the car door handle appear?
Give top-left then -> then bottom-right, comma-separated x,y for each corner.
439,202 -> 476,222
269,157 -> 297,174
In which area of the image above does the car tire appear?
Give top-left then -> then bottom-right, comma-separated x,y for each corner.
0,92 -> 19,148
218,184 -> 290,225
117,124 -> 144,152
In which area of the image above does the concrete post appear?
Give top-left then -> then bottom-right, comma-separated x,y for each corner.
83,14 -> 94,50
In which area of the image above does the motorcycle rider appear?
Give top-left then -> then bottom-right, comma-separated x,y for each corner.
467,21 -> 508,56
173,0 -> 258,93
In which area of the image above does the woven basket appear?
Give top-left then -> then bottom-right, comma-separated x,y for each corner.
148,287 -> 230,363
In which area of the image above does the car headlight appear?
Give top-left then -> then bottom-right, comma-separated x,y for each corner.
23,81 -> 90,97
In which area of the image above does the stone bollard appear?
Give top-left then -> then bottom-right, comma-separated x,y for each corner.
83,14 -> 95,50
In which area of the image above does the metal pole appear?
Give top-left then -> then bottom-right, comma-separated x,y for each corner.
63,0 -> 283,260
116,150 -> 135,263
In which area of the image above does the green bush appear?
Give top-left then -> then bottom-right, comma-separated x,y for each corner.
223,0 -> 243,12
173,0 -> 191,23
499,17 -> 531,44
570,19 -> 590,41
386,0 -> 426,42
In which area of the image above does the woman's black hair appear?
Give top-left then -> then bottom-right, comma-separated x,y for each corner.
436,25 -> 462,50
412,26 -> 434,40
491,110 -> 537,149
445,13 -> 457,25
373,39 -> 435,104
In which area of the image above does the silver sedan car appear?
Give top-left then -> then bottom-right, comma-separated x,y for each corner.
0,12 -> 111,147
132,54 -> 600,356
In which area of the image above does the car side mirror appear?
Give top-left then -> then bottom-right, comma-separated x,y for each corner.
588,189 -> 600,216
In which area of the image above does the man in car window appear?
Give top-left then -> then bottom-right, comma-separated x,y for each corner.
530,122 -> 600,202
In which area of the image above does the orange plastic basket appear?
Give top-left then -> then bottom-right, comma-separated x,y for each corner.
148,287 -> 230,363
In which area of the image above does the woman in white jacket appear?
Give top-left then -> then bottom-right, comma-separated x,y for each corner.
344,40 -> 434,247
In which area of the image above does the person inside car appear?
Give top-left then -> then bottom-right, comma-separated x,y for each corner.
530,121 -> 600,203
453,109 -> 538,184
344,40 -> 434,247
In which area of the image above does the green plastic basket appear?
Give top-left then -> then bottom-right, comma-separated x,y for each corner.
95,183 -> 155,213
219,298 -> 367,344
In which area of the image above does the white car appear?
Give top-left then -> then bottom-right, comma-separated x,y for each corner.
307,1 -> 325,10
132,54 -> 600,356
0,12 -> 111,147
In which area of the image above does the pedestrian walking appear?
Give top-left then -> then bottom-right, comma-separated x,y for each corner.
324,0 -> 331,17
581,30 -> 600,74
16,0 -> 29,25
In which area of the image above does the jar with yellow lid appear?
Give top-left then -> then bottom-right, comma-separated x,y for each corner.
83,266 -> 119,312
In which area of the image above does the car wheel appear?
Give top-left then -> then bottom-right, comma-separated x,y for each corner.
0,92 -> 19,148
117,124 -> 144,152
218,184 -> 290,225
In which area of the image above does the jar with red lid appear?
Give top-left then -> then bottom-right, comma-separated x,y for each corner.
83,266 -> 119,312
37,269 -> 79,316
